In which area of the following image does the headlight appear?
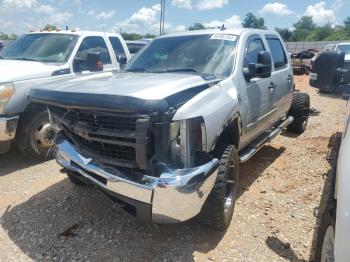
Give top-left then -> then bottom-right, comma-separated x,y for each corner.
0,83 -> 15,114
169,122 -> 180,141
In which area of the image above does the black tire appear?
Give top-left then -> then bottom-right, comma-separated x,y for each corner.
287,92 -> 310,133
16,110 -> 56,160
67,171 -> 88,186
198,144 -> 239,230
314,206 -> 336,262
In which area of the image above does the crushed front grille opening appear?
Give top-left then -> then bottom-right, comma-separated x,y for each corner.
50,106 -> 149,169
71,132 -> 136,161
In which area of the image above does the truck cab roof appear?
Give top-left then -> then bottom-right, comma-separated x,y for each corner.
25,30 -> 123,38
158,28 -> 282,38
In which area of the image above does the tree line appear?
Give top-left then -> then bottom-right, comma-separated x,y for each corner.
189,13 -> 350,42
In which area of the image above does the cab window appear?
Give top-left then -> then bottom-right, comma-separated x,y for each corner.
243,36 -> 265,68
75,36 -> 111,67
266,37 -> 287,70
109,37 -> 126,57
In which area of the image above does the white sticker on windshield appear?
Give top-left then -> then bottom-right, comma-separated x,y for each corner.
210,34 -> 237,41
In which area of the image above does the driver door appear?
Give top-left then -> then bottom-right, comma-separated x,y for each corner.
241,35 -> 274,141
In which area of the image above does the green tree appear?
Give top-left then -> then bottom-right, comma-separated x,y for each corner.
344,16 -> 350,37
275,27 -> 293,41
42,24 -> 58,31
291,16 -> 316,41
307,23 -> 333,41
188,23 -> 206,31
143,33 -> 156,39
121,33 -> 156,40
242,13 -> 267,29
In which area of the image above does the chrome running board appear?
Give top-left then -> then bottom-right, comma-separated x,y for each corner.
239,116 -> 294,163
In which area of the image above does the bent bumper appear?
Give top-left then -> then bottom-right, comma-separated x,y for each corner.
55,140 -> 219,223
0,115 -> 19,141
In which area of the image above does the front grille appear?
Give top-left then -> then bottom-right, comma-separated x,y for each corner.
70,132 -> 136,161
50,106 -> 149,169
50,106 -> 137,131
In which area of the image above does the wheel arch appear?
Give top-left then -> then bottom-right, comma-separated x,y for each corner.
216,113 -> 242,150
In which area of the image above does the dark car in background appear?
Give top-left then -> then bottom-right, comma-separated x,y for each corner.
126,39 -> 151,56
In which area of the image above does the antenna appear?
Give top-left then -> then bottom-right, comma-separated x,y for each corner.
159,0 -> 165,36
101,16 -> 107,39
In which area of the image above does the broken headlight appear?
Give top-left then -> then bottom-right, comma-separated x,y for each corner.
0,82 -> 15,114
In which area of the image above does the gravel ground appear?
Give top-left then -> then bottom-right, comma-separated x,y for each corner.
0,75 -> 347,262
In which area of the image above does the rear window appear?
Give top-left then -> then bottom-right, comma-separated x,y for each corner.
109,37 -> 126,56
266,37 -> 287,70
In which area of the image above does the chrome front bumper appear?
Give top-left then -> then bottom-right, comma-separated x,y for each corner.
0,115 -> 19,141
55,140 -> 219,223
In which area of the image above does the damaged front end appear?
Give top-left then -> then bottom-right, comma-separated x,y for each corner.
30,88 -> 219,223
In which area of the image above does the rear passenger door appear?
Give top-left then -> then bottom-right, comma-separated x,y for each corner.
265,35 -> 293,123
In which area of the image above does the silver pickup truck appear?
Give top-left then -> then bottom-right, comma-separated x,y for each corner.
0,31 -> 130,158
30,29 -> 310,230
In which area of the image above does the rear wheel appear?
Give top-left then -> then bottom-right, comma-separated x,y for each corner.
198,144 -> 239,230
287,92 -> 310,133
315,208 -> 336,262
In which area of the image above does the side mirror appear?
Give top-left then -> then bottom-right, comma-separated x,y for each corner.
117,54 -> 127,68
243,51 -> 272,80
73,52 -> 103,73
86,52 -> 103,72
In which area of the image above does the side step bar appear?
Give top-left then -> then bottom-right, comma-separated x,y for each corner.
239,116 -> 294,163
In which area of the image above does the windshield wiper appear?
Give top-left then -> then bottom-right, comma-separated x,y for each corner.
153,68 -> 218,80
124,68 -> 150,73
153,68 -> 200,74
13,57 -> 40,62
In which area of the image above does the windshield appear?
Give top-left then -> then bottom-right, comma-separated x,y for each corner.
0,33 -> 78,63
336,44 -> 350,55
126,34 -> 237,78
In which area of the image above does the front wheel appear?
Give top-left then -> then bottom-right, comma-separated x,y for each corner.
198,144 -> 239,230
16,110 -> 57,160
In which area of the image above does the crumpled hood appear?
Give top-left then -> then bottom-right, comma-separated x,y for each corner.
34,72 -> 220,100
0,59 -> 61,82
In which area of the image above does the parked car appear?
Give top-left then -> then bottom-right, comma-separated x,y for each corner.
315,98 -> 350,262
292,50 -> 317,74
0,30 -> 130,158
336,43 -> 350,69
310,43 -> 350,71
310,46 -> 350,93
126,39 -> 151,56
30,29 -> 310,230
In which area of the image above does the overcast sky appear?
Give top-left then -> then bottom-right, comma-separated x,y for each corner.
0,0 -> 349,35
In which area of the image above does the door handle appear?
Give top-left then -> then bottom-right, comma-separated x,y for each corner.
287,74 -> 293,80
269,82 -> 277,89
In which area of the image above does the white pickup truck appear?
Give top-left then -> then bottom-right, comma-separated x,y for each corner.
0,30 -> 130,158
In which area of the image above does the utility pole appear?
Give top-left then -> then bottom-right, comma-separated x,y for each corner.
159,0 -> 165,36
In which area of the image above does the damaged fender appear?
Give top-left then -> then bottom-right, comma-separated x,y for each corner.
173,79 -> 240,152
